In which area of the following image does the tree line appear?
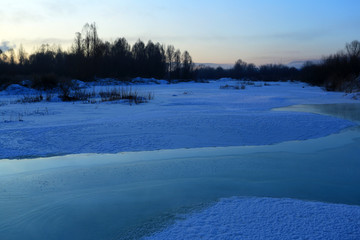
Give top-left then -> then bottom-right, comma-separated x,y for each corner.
194,60 -> 299,82
195,40 -> 360,92
0,23 -> 359,92
300,40 -> 360,91
0,23 -> 194,86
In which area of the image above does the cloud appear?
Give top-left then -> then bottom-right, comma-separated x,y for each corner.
0,41 -> 16,52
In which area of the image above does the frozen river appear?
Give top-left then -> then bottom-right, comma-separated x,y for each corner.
0,103 -> 359,239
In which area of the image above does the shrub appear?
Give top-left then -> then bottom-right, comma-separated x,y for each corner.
220,84 -> 245,90
59,89 -> 92,102
99,87 -> 153,104
58,78 -> 73,98
220,84 -> 232,89
0,75 -> 21,90
32,73 -> 58,90
18,94 -> 43,103
45,92 -> 53,101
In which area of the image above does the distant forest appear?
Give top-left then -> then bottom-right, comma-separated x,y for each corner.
0,23 -> 359,92
196,40 -> 360,92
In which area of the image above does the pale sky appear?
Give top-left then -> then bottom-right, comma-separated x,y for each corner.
1,0 -> 360,65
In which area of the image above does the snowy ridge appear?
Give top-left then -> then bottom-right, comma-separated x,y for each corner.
145,197 -> 360,240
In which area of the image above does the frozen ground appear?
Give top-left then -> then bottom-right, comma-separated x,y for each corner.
0,79 -> 356,159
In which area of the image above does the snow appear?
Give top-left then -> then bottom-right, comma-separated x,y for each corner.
0,80 -> 357,159
145,197 -> 360,240
0,79 -> 360,239
132,77 -> 168,84
1,84 -> 39,96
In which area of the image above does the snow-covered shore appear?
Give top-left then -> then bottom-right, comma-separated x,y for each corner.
0,80 -> 356,159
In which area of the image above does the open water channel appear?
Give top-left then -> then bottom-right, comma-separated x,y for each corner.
0,103 -> 359,239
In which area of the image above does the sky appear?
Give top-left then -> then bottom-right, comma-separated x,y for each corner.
1,0 -> 360,65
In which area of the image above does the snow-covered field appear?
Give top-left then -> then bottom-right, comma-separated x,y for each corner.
1,79 -> 360,240
0,79 -> 356,159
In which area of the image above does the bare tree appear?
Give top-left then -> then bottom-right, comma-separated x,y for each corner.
9,48 -> 15,65
345,40 -> 360,58
82,23 -> 91,58
181,50 -> 193,79
166,45 -> 175,79
72,32 -> 83,56
81,23 -> 101,58
90,23 -> 101,58
0,49 -> 7,62
132,39 -> 146,76
233,59 -> 248,79
112,38 -> 130,56
173,49 -> 181,79
18,44 -> 27,65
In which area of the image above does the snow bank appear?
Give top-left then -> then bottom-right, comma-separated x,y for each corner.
146,197 -> 360,240
0,84 -> 39,95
